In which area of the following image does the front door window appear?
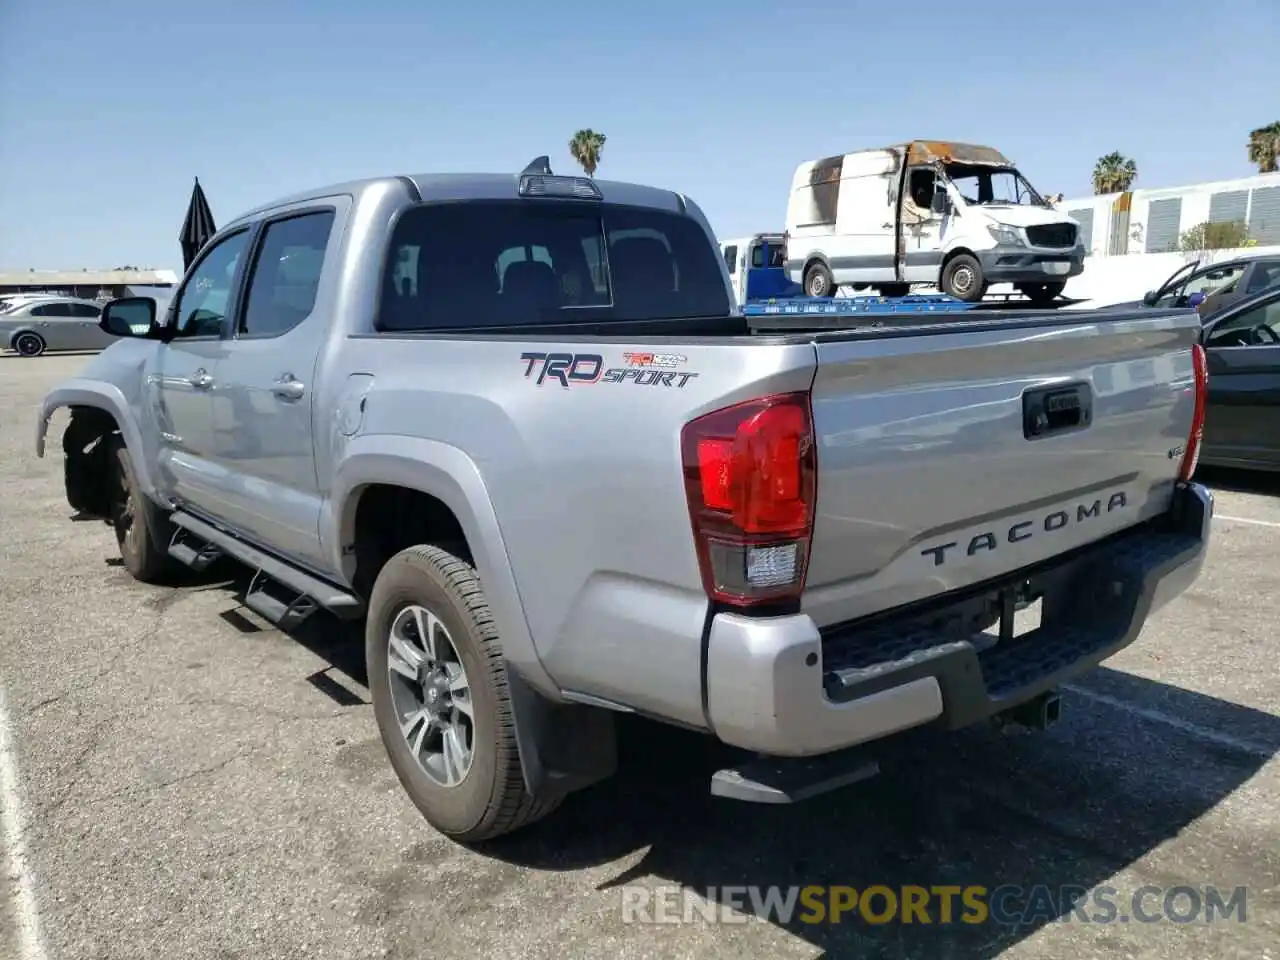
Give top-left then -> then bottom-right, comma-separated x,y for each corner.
171,230 -> 252,337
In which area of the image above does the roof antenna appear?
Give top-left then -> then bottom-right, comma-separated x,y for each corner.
522,155 -> 553,176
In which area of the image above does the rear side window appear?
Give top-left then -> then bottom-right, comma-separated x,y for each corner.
31,303 -> 72,317
240,210 -> 335,337
378,201 -> 729,331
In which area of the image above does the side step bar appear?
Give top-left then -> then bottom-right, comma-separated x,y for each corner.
168,511 -> 364,627
710,749 -> 880,804
243,569 -> 321,631
168,527 -> 223,572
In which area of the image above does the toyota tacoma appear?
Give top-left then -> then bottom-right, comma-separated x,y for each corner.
36,158 -> 1212,843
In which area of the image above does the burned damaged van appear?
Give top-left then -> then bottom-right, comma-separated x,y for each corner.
784,140 -> 1086,304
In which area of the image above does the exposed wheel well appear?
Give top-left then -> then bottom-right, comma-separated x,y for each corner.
351,484 -> 473,600
349,483 -> 620,805
62,405 -> 123,517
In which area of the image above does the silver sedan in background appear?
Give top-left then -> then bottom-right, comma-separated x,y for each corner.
0,297 -> 118,357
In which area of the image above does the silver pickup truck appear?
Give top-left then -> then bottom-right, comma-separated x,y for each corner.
37,159 -> 1213,844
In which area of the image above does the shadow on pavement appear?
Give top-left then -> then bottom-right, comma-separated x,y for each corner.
164,560 -> 369,689
168,556 -> 1278,958
0,349 -> 103,361
1196,465 -> 1280,498
473,668 -> 1277,957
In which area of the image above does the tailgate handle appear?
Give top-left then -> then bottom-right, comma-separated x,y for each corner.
1023,382 -> 1091,439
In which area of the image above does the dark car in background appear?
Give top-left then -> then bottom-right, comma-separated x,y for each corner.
1127,254 -> 1280,319
1197,284 -> 1280,472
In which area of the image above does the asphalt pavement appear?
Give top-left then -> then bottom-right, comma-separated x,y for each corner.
1,353 -> 1277,960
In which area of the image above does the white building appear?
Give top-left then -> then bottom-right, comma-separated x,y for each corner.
1059,171 -> 1280,257
0,268 -> 179,302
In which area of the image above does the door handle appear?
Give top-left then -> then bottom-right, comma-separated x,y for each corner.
272,374 -> 306,401
188,369 -> 214,390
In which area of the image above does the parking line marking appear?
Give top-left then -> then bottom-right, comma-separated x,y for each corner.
1216,514 -> 1280,529
1062,684 -> 1274,761
0,685 -> 48,960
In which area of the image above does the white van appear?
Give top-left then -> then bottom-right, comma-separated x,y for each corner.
784,141 -> 1086,303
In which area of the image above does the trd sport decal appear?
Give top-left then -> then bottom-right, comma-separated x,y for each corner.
520,351 -> 699,389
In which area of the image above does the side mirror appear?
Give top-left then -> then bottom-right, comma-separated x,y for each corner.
930,190 -> 949,216
1187,291 -> 1207,308
1141,290 -> 1157,306
99,297 -> 161,339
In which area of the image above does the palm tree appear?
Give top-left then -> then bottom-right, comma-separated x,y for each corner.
568,129 -> 607,178
1247,122 -> 1280,174
1092,152 -> 1138,195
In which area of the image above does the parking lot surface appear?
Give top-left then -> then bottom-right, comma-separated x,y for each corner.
2,353 -> 1277,960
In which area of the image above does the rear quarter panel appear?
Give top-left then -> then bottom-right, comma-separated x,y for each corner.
334,335 -> 816,727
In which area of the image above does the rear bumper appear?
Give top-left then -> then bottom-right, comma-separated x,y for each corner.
704,481 -> 1212,756
977,245 -> 1085,284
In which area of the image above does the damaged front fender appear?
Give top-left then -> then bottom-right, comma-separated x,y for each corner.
36,378 -> 157,504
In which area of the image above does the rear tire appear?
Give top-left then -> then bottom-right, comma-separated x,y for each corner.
1019,282 -> 1065,306
803,261 -> 834,298
107,437 -> 179,583
940,254 -> 987,302
14,333 -> 45,357
366,545 -> 560,843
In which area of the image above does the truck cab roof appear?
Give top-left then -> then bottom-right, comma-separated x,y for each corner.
227,172 -> 696,230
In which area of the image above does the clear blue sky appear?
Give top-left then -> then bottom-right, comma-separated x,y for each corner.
1,0 -> 1276,270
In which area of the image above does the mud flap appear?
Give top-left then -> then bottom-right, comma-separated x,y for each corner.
506,667 -> 618,802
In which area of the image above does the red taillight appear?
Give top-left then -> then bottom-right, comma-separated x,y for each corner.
681,392 -> 817,607
1178,342 -> 1208,481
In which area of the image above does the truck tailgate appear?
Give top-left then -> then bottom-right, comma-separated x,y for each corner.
801,309 -> 1200,627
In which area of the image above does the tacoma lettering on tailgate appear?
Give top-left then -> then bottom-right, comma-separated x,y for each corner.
919,491 -> 1129,567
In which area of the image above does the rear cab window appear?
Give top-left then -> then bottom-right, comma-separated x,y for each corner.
378,201 -> 730,331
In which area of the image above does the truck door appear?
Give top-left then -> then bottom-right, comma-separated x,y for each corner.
205,206 -> 341,570
743,239 -> 794,300
721,242 -> 742,303
148,227 -> 253,509
745,239 -> 767,299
